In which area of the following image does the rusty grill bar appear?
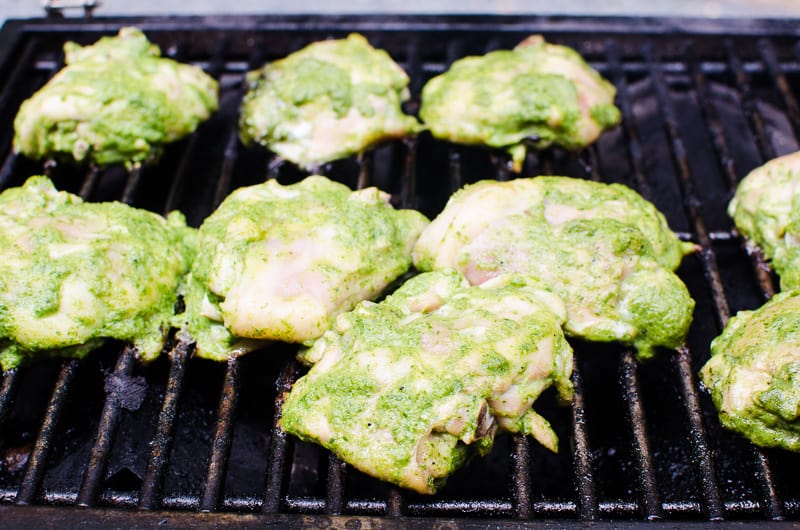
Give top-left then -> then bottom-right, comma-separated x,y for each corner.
1,15 -> 800,527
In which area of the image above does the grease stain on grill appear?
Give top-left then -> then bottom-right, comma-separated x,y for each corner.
103,372 -> 147,412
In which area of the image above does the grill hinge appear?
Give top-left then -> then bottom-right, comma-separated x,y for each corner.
41,0 -> 99,18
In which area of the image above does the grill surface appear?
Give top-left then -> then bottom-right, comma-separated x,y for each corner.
1,15 -> 800,527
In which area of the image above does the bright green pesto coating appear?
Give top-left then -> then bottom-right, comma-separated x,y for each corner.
728,151 -> 800,290
0,176 -> 196,371
282,269 -> 573,494
13,27 -> 218,167
419,35 -> 621,171
700,290 -> 800,451
414,177 -> 695,360
239,33 -> 421,169
179,175 -> 429,361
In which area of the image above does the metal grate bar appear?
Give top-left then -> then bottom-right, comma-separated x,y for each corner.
214,130 -> 240,208
138,341 -> 190,510
318,128 -> 382,516
325,454 -> 347,515
15,360 -> 80,505
570,358 -> 596,520
164,38 -> 229,213
685,43 -> 775,298
726,40 -> 776,162
6,487 -> 784,518
645,41 -> 726,520
404,37 -> 423,101
209,35 -> 264,210
194,44 -> 253,509
0,38 -> 40,154
687,43 -> 784,520
511,435 -> 532,519
754,450 -> 785,521
674,347 -> 724,520
620,351 -> 662,519
71,156 -> 147,507
645,42 -> 730,323
199,356 -> 241,512
400,137 -> 418,211
447,149 -> 463,194
605,40 -> 654,199
540,153 -> 555,177
605,39 -> 664,519
583,145 -> 602,182
696,41 -> 784,520
386,488 -> 404,518
76,346 -> 137,507
493,153 -> 513,181
727,41 -> 790,297
0,152 -> 19,190
445,38 -> 465,195
262,359 -> 298,514
78,165 -> 101,199
0,370 -> 20,432
120,165 -> 143,205
0,40 -> 60,188
356,150 -> 374,190
758,38 -> 800,142
685,47 -> 738,192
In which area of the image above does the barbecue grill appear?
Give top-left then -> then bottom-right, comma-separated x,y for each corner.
1,14 -> 800,528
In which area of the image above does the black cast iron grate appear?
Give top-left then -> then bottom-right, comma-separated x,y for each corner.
1,15 -> 800,527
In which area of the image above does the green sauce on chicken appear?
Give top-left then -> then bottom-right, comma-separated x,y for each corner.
414,177 -> 695,360
0,176 -> 196,371
13,27 -> 218,167
701,290 -> 800,451
419,35 -> 620,171
282,270 -> 573,494
728,151 -> 800,290
179,176 -> 428,361
239,33 -> 421,169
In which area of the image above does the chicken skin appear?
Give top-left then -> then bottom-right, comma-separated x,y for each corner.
14,27 -> 218,167
414,177 -> 695,360
701,290 -> 800,451
239,33 -> 420,169
728,151 -> 800,290
419,35 -> 620,171
0,176 -> 196,371
180,176 -> 429,360
282,269 -> 573,494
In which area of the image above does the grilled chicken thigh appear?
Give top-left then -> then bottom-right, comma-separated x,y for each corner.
419,35 -> 620,171
0,176 -> 196,371
728,151 -> 800,290
13,27 -> 218,167
414,177 -> 695,360
239,33 -> 421,169
701,290 -> 800,451
282,269 -> 573,494
180,176 -> 429,361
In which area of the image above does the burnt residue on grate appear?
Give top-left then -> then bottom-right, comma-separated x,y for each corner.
0,15 -> 799,526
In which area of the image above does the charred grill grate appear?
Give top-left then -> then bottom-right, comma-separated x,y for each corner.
1,15 -> 800,527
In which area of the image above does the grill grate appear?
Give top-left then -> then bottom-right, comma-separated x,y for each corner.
1,15 -> 800,527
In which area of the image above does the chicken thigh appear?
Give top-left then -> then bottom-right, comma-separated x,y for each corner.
419,35 -> 620,171
13,27 -> 218,167
0,176 -> 196,371
728,151 -> 800,290
239,33 -> 420,169
282,269 -> 573,494
180,176 -> 429,360
701,290 -> 800,451
414,177 -> 695,360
